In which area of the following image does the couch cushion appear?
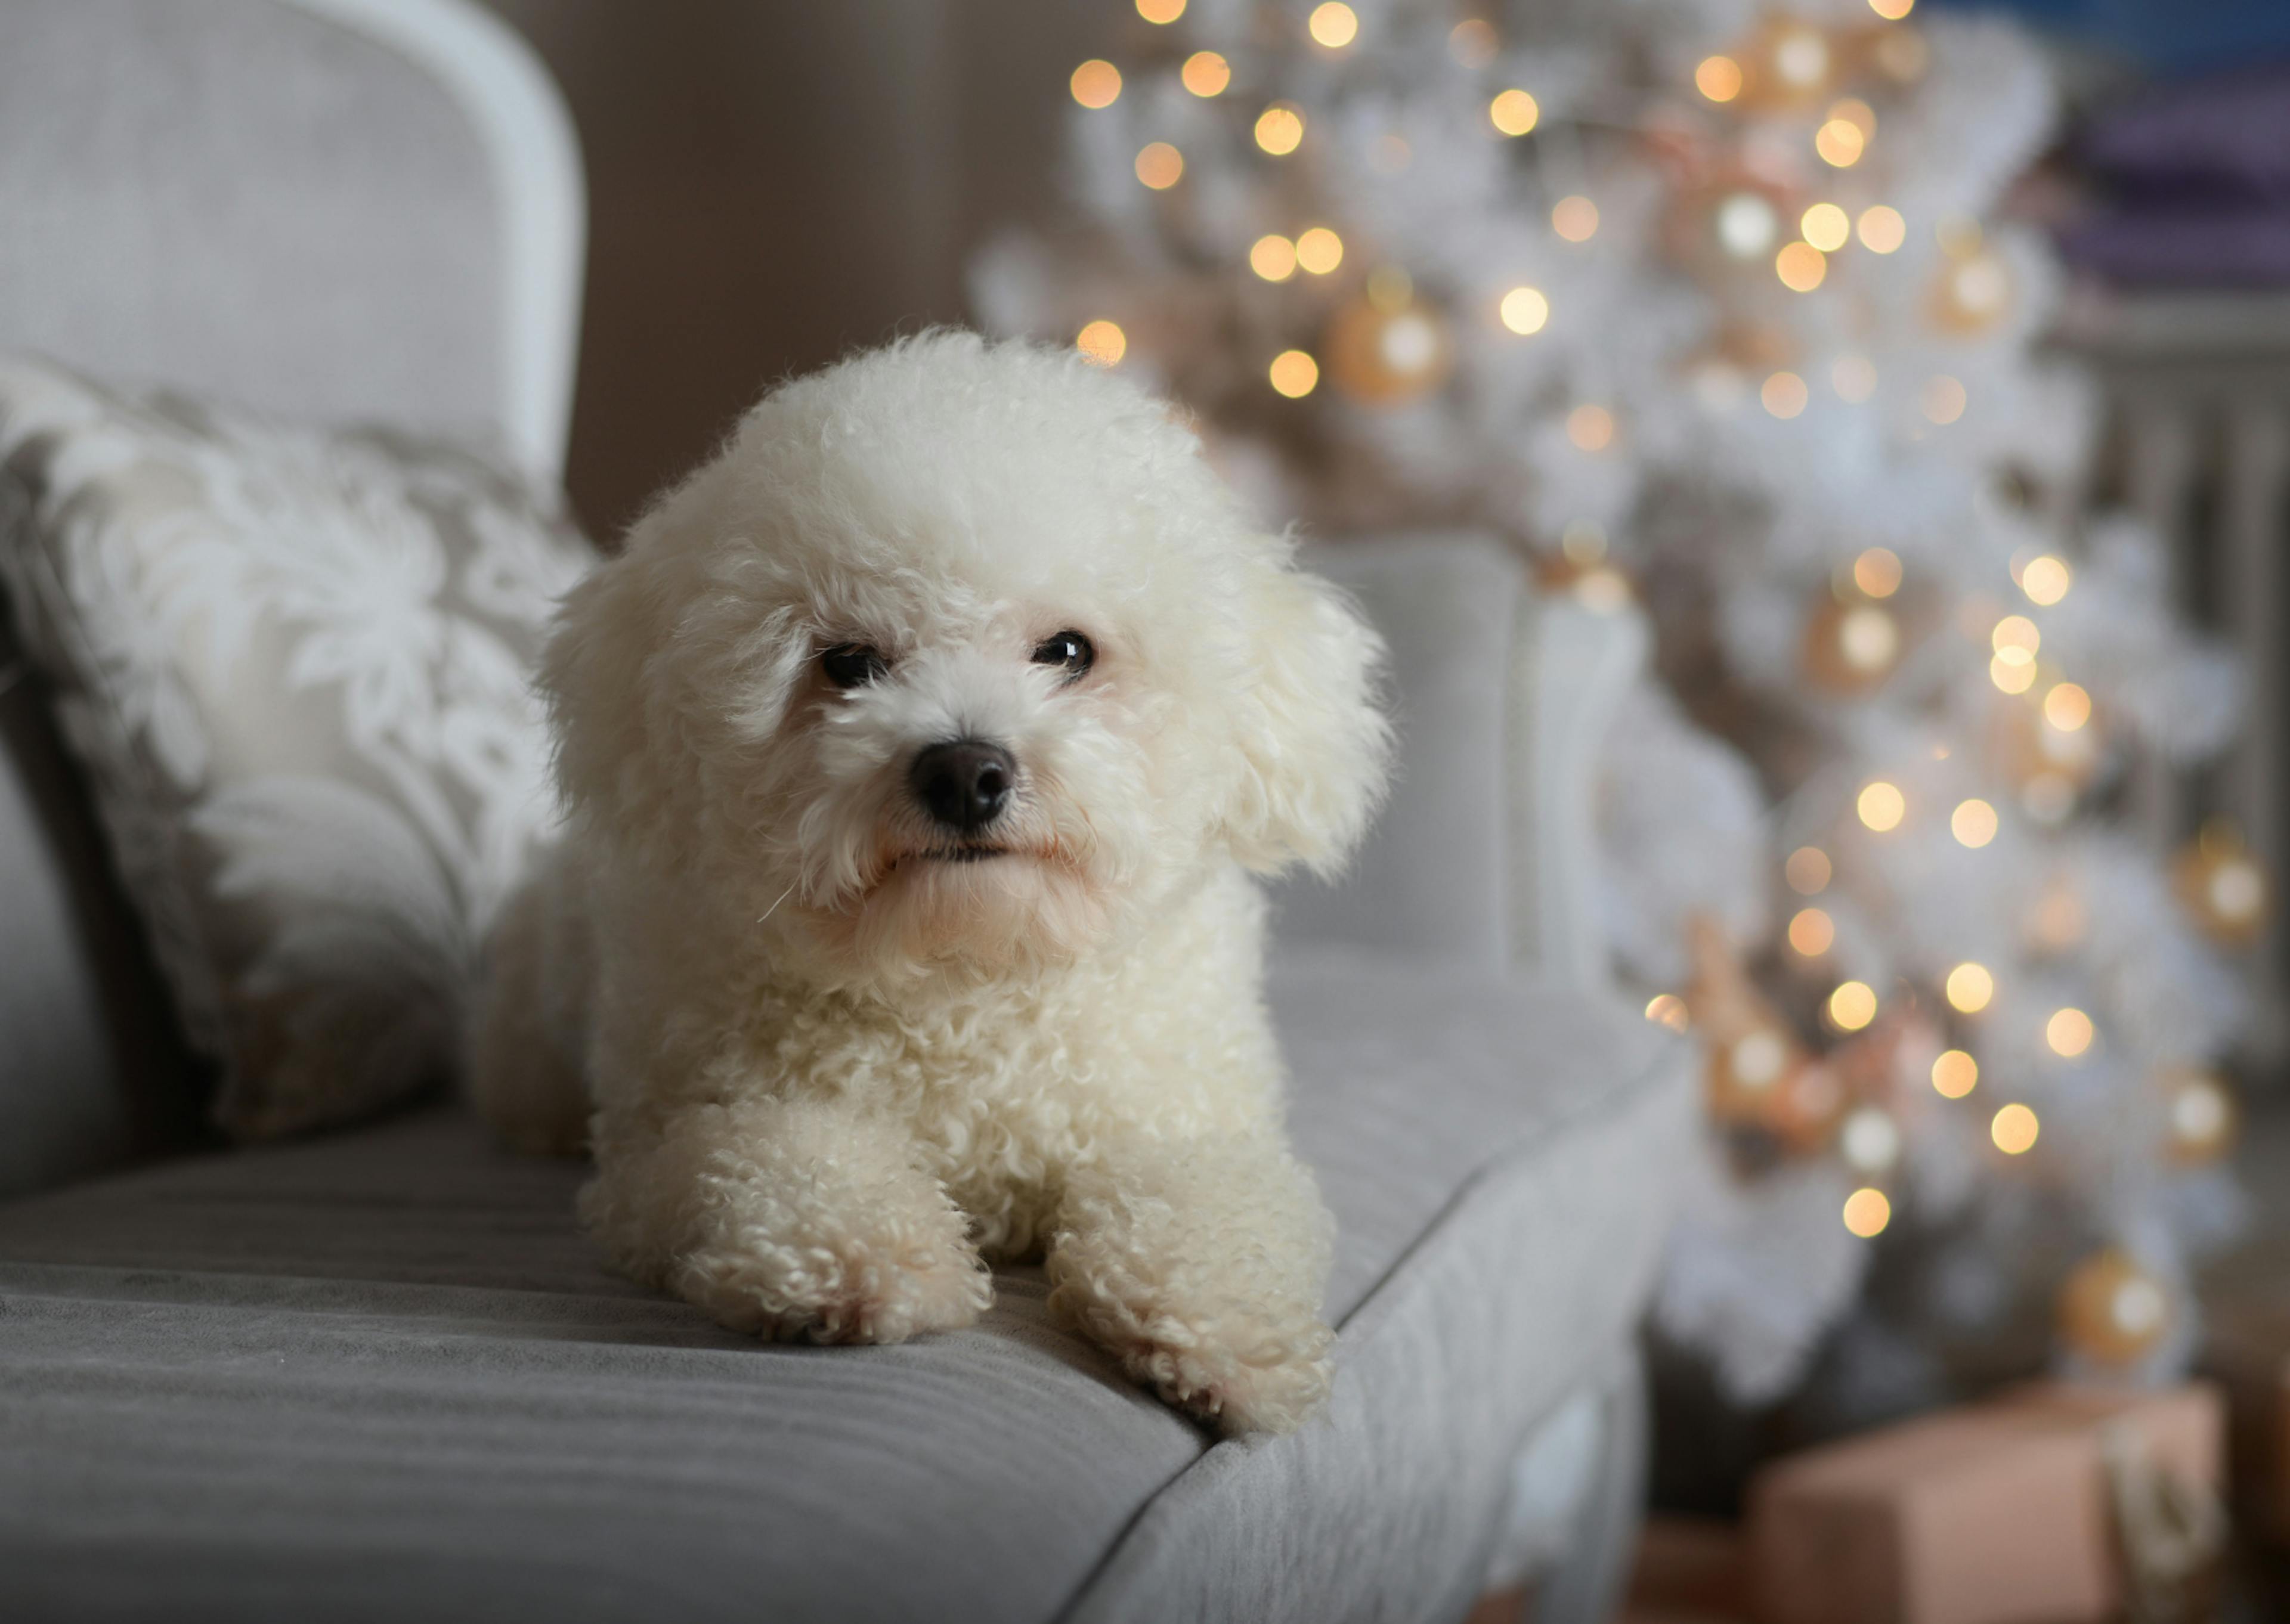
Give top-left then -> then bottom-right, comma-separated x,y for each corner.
0,959 -> 1691,1624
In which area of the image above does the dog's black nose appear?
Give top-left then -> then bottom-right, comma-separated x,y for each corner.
910,739 -> 1016,832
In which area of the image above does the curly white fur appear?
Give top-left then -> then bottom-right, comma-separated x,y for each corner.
469,332 -> 1389,1434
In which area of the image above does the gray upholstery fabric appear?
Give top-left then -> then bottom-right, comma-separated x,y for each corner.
1273,539 -> 1522,968
0,960 -> 1691,1624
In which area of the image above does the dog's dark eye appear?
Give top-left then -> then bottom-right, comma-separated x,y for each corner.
821,643 -> 890,688
1031,630 -> 1095,681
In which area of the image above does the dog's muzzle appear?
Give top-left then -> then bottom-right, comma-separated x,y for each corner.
910,738 -> 1015,833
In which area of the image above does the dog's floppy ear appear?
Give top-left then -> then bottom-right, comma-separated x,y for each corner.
1220,555 -> 1391,878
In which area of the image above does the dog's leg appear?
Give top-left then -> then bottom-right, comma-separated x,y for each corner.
1047,1136 -> 1336,1434
580,1094 -> 992,1344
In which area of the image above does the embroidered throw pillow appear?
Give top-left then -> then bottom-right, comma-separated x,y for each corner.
0,355 -> 593,1138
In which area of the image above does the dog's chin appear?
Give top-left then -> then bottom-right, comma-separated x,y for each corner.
803,847 -> 1113,985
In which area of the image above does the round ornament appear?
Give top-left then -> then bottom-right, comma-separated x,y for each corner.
2056,1247 -> 2172,1368
1802,594 -> 1902,695
1323,295 -> 1453,406
2159,1068 -> 2237,1166
2174,823 -> 2271,947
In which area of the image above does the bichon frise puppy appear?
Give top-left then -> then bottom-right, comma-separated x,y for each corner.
471,331 -> 1389,1434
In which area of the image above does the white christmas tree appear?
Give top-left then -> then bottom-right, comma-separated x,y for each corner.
973,0 -> 2261,1417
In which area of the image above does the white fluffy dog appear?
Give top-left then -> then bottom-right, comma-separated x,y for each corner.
470,332 -> 1389,1434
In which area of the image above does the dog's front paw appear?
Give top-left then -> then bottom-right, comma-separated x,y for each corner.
673,1221 -> 992,1345
1094,1318 -> 1336,1436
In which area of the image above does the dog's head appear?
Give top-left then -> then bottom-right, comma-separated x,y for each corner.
544,331 -> 1388,990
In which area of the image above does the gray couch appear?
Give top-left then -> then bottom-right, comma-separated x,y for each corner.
0,4 -> 1695,1620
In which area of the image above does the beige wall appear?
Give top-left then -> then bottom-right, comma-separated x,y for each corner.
478,1 -> 1113,536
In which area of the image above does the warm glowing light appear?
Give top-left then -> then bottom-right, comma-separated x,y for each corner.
1830,981 -> 1879,1031
1774,29 -> 1830,87
2022,555 -> 2072,606
1858,780 -> 1905,832
1180,51 -> 1231,97
1255,104 -> 1306,155
1295,227 -> 1344,274
1843,1186 -> 1893,1238
1853,547 -> 1902,598
1923,374 -> 1968,424
1945,962 -> 1994,1014
1075,320 -> 1127,367
1552,195 -> 1599,242
1070,60 -> 1122,109
2044,683 -> 2092,732
1777,241 -> 1828,292
1137,0 -> 1186,20
1857,206 -> 1908,253
2047,1008 -> 2095,1057
1801,203 -> 1852,252
1870,0 -> 1914,18
1268,350 -> 1319,398
1787,846 -> 1832,894
1567,405 -> 1616,452
1695,54 -> 1744,102
1762,371 -> 1809,419
1308,2 -> 1358,47
1249,235 -> 1298,281
1500,286 -> 1550,335
1788,907 -> 1836,956
1843,1108 -> 1902,1173
1833,355 -> 1878,402
1135,142 -> 1184,189
1731,1031 -> 1787,1088
1992,615 -> 2040,659
1991,1102 -> 2040,1155
1490,89 -> 1540,137
1932,1049 -> 1979,1098
1449,18 -> 1497,67
1837,607 -> 1897,672
1952,798 -> 1999,848
1644,992 -> 1691,1031
1816,119 -> 1866,167
1991,656 -> 2037,695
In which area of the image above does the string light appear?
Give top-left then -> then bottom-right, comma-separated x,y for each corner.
1788,907 -> 1836,956
1552,196 -> 1599,242
1249,235 -> 1297,281
1774,29 -> 1831,88
1787,846 -> 1832,894
1134,142 -> 1184,190
1075,320 -> 1126,367
1829,981 -> 1878,1031
1870,0 -> 1914,17
1449,18 -> 1497,67
1991,656 -> 2037,695
1567,405 -> 1616,452
1952,799 -> 1998,848
1776,242 -> 1827,292
1307,2 -> 1357,47
1853,547 -> 1902,597
2022,555 -> 2073,605
1295,227 -> 1344,274
1816,119 -> 1866,167
1801,203 -> 1851,252
1858,780 -> 1905,831
1716,194 -> 1778,259
1857,206 -> 1907,253
1945,962 -> 1994,1014
1833,355 -> 1878,402
1992,615 -> 2040,662
1932,1049 -> 1979,1098
2047,1008 -> 2094,1057
1255,104 -> 1306,155
1136,0 -> 1184,20
1991,1102 -> 2040,1155
1762,371 -> 1809,419
1922,374 -> 1968,424
1843,1186 -> 1893,1238
1070,60 -> 1122,109
1180,51 -> 1231,97
1644,992 -> 1691,1031
2044,683 -> 2091,732
1500,286 -> 1549,335
1268,350 -> 1319,398
1490,89 -> 1540,136
1695,55 -> 1743,102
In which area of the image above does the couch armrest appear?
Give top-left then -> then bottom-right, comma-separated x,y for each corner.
1507,589 -> 1648,992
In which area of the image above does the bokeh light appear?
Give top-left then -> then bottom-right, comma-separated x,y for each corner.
1945,962 -> 1994,1014
1075,320 -> 1126,367
1070,60 -> 1122,109
1991,1102 -> 2040,1155
1858,780 -> 1905,832
1490,89 -> 1540,136
1952,799 -> 1998,848
1843,1187 -> 1892,1237
1932,1049 -> 1979,1098
1268,350 -> 1319,398
1500,286 -> 1550,335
